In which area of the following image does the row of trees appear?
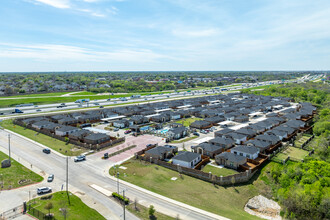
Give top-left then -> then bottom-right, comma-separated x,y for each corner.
248,82 -> 330,219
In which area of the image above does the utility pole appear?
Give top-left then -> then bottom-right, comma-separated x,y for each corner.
122,189 -> 126,220
117,168 -> 119,194
66,156 -> 70,205
8,134 -> 11,161
66,156 -> 69,192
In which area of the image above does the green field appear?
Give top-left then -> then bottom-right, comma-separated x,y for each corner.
175,117 -> 202,127
202,164 -> 239,176
0,120 -> 86,156
110,159 -> 261,220
28,191 -> 105,220
294,135 -> 311,148
127,203 -> 175,220
0,151 -> 43,190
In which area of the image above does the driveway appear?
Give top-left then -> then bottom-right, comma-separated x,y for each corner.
87,135 -> 166,169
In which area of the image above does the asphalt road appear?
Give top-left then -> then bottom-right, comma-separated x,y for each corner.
0,130 -> 227,220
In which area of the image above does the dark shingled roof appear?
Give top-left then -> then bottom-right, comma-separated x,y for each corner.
172,151 -> 201,163
231,145 -> 259,155
215,152 -> 247,164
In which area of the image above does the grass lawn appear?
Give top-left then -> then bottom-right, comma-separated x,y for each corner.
272,153 -> 288,163
202,164 -> 238,177
294,136 -> 310,148
170,135 -> 198,143
282,147 -> 309,160
0,92 -> 71,99
0,120 -> 86,156
28,191 -> 105,220
110,159 -> 261,220
175,118 -> 202,127
127,203 -> 175,220
0,151 -> 43,190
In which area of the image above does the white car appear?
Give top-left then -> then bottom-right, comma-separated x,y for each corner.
37,187 -> 52,195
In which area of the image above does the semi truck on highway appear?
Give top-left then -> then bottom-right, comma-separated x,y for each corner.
75,98 -> 90,103
0,109 -> 24,115
131,95 -> 141,99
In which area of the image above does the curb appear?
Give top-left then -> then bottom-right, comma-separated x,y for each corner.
106,172 -> 229,220
4,129 -> 65,158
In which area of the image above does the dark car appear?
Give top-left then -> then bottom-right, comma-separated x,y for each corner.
74,155 -> 86,162
43,148 -> 51,154
99,106 -> 104,108
193,132 -> 200,136
47,174 -> 54,182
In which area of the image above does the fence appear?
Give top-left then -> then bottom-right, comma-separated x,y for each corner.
13,119 -> 125,150
0,204 -> 24,220
136,155 -> 257,186
28,206 -> 55,220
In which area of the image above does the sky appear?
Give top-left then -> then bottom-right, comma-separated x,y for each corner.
0,0 -> 329,72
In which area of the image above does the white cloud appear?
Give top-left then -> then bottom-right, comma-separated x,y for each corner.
0,43 -> 167,63
172,28 -> 220,38
33,0 -> 70,9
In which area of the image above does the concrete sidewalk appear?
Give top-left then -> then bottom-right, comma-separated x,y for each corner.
106,173 -> 230,220
4,128 -> 66,158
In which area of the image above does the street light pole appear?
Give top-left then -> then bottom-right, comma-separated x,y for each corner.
8,134 -> 11,161
117,168 -> 119,194
123,189 -> 126,220
66,156 -> 69,192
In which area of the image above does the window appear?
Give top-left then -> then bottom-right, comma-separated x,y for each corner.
247,155 -> 250,159
191,161 -> 193,167
240,153 -> 243,156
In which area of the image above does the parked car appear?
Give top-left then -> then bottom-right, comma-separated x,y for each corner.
47,174 -> 54,182
37,187 -> 52,195
114,128 -> 119,132
74,155 -> 86,162
193,132 -> 200,136
43,148 -> 51,154
124,130 -> 131,134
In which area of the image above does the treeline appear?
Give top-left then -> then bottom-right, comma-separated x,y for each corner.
247,82 -> 330,219
0,71 -> 310,95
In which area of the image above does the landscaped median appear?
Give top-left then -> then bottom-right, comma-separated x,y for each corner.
27,191 -> 105,220
0,119 -> 86,156
0,151 -> 43,190
109,159 -> 262,220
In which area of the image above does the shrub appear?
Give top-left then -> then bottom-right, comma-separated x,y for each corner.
112,192 -> 129,205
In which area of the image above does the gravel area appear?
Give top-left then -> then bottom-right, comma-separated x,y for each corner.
244,195 -> 281,220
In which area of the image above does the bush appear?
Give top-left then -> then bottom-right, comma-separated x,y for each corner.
112,192 -> 129,205
40,195 -> 53,200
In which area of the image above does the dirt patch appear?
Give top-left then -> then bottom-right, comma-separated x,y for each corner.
245,195 -> 281,220
18,179 -> 31,185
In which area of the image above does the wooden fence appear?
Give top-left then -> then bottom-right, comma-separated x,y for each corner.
136,154 -> 256,186
13,119 -> 125,150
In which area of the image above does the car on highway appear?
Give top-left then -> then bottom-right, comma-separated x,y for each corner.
57,106 -> 63,108
60,103 -> 65,106
99,106 -> 104,108
74,155 -> 86,162
47,174 -> 54,182
37,187 -> 52,195
36,109 -> 42,112
94,103 -> 100,106
107,98 -> 111,101
43,148 -> 51,154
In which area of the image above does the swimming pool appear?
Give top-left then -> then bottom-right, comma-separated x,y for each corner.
159,128 -> 169,134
